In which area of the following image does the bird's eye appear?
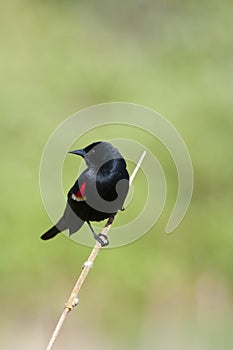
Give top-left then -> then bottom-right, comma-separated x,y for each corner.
90,149 -> 95,154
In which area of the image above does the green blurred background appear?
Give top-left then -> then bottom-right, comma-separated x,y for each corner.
1,0 -> 233,349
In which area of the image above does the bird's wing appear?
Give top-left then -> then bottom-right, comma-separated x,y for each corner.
63,201 -> 85,235
96,165 -> 129,210
65,171 -> 91,233
68,171 -> 89,202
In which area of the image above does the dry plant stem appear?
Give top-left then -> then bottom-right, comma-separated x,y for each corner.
46,308 -> 69,350
65,216 -> 114,310
46,219 -> 113,350
129,151 -> 146,186
45,151 -> 146,350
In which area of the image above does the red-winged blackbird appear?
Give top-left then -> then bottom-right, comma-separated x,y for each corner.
40,141 -> 129,246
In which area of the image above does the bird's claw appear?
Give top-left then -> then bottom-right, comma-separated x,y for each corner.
95,233 -> 109,247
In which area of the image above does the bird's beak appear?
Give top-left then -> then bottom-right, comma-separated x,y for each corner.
69,149 -> 86,158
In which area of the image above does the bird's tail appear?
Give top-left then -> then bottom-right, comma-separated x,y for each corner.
40,217 -> 67,240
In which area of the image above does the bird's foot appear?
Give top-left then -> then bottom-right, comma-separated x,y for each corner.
94,233 -> 109,247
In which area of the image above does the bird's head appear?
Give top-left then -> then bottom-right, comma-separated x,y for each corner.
69,141 -> 123,168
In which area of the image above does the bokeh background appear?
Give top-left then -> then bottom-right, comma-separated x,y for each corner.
1,1 -> 233,349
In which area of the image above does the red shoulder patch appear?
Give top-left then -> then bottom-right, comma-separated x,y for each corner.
75,181 -> 87,199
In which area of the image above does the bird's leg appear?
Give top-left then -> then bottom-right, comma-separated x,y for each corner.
87,221 -> 109,247
105,215 -> 115,226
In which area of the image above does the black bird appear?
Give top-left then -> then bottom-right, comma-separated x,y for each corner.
40,141 -> 129,246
